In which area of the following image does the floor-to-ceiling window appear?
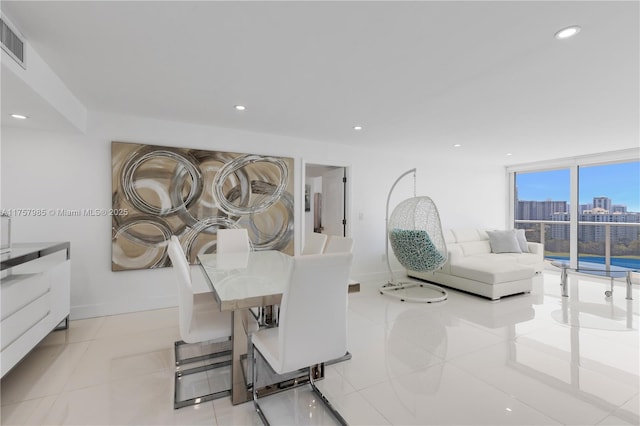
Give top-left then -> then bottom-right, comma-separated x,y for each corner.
514,168 -> 570,258
509,154 -> 640,268
577,161 -> 640,268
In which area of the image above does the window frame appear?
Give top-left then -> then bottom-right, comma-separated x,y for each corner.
507,149 -> 639,267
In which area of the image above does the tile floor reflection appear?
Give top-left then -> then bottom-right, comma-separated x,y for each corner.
1,270 -> 638,425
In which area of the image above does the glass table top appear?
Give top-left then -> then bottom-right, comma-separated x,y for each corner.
551,260 -> 637,278
198,251 -> 293,310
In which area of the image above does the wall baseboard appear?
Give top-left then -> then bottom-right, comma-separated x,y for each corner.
70,295 -> 177,320
350,269 -> 405,286
70,269 -> 409,320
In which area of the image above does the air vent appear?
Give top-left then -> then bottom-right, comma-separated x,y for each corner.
1,16 -> 25,68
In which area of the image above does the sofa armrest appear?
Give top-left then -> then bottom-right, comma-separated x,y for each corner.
527,242 -> 544,258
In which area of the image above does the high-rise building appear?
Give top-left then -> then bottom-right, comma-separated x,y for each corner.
593,196 -> 612,212
517,197 -> 639,244
550,212 -> 570,240
579,203 -> 593,214
516,200 -> 568,220
579,211 -> 640,242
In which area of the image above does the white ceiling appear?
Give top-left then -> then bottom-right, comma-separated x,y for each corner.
1,1 -> 638,166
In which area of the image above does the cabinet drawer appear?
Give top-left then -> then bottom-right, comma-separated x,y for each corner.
1,292 -> 50,351
1,272 -> 51,320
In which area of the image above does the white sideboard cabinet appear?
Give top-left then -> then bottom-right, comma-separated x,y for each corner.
1,242 -> 71,378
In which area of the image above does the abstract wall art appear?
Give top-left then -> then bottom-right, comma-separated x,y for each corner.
111,141 -> 294,271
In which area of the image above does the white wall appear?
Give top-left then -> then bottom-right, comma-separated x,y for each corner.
1,113 -> 506,319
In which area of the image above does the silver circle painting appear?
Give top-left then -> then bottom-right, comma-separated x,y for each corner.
111,141 -> 295,271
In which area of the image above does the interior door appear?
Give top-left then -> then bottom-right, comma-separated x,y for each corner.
321,167 -> 346,237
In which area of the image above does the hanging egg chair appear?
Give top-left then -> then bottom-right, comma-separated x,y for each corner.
380,169 -> 448,303
389,197 -> 447,272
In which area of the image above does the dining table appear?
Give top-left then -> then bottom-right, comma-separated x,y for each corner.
198,250 -> 296,405
198,249 -> 357,405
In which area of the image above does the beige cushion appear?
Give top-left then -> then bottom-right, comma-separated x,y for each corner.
442,229 -> 456,243
452,228 -> 482,242
477,229 -> 490,240
460,241 -> 491,256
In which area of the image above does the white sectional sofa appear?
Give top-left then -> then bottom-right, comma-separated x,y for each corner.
407,228 -> 544,300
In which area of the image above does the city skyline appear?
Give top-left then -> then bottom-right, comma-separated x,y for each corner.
516,161 -> 640,212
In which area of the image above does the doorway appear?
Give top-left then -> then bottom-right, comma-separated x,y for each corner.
304,163 -> 348,242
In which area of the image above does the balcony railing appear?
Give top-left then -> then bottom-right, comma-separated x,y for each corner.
514,220 -> 640,268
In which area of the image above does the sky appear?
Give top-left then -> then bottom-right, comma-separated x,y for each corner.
516,161 -> 640,212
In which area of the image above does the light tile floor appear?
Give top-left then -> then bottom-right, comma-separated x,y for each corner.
1,271 -> 638,425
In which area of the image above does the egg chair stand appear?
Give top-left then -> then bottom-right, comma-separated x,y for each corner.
379,168 -> 448,303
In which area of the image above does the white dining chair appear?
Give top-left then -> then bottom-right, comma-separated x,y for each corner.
323,235 -> 353,254
167,236 -> 233,409
251,252 -> 353,426
302,232 -> 327,255
217,228 -> 251,253
322,235 -> 354,364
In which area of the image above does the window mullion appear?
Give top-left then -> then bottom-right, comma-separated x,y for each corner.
570,165 -> 579,268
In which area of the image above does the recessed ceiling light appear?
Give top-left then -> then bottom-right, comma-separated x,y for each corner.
453,144 -> 462,148
506,153 -> 513,156
555,26 -> 581,40
10,113 -> 28,119
234,105 -> 246,111
353,125 -> 363,131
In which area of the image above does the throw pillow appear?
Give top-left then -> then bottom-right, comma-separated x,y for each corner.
487,230 -> 522,254
515,229 -> 530,253
389,228 -> 446,271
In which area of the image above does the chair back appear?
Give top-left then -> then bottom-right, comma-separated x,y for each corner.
277,253 -> 353,372
323,235 -> 353,254
167,235 -> 193,339
217,228 -> 251,253
302,232 -> 328,255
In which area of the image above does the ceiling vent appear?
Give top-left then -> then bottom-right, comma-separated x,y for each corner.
1,16 -> 25,68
